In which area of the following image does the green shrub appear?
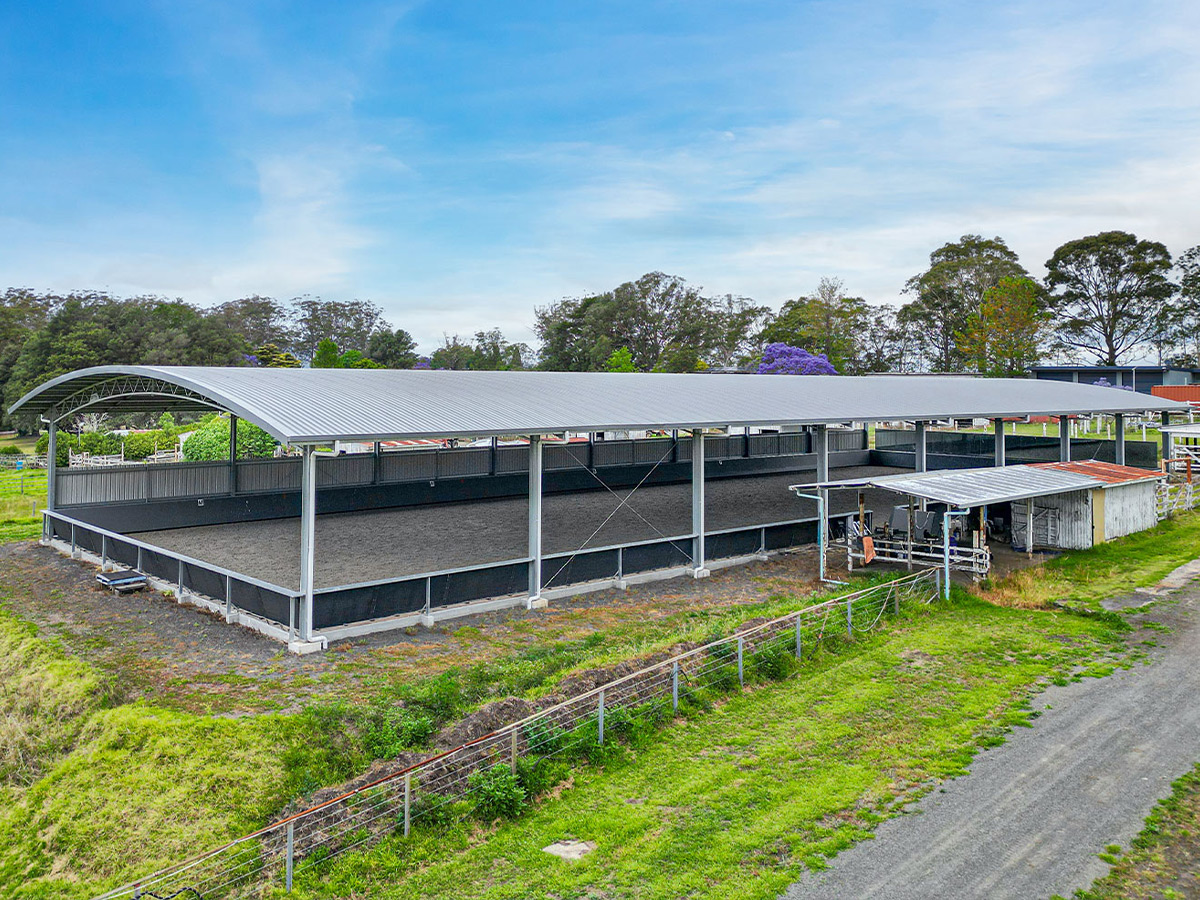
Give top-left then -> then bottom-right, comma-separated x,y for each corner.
401,672 -> 463,725
523,719 -> 569,757
752,644 -> 798,682
515,756 -> 569,798
706,663 -> 741,695
467,764 -> 526,821
362,706 -> 435,759
182,416 -> 277,461
0,445 -> 20,456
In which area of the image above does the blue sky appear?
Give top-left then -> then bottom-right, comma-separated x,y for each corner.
1,1 -> 1197,351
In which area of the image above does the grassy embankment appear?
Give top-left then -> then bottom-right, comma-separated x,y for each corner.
4,512 -> 1200,899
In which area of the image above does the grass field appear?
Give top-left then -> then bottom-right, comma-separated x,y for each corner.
3,507 -> 1200,897
283,593 -> 1126,900
0,470 -> 45,544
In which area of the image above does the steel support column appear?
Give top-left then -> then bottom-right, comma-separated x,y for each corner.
45,422 -> 57,512
813,424 -> 829,483
527,435 -> 543,605
914,421 -> 927,473
692,429 -> 709,577
1162,411 -> 1172,466
993,419 -> 1006,466
299,446 -> 317,642
1059,416 -> 1071,462
1114,413 -> 1126,466
229,415 -> 238,494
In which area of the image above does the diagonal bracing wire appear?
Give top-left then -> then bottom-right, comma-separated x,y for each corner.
543,438 -> 689,587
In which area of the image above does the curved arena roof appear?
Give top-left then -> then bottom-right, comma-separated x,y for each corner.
9,366 -> 1187,445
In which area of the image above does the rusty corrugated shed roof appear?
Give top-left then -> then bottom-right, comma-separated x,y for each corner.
1030,460 -> 1164,486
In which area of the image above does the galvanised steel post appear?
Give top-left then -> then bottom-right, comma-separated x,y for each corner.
1059,416 -> 1071,462
527,435 -> 543,605
45,422 -> 56,511
692,430 -> 708,577
1162,411 -> 1173,465
299,446 -> 317,642
914,421 -> 928,473
403,773 -> 411,836
737,636 -> 744,686
813,424 -> 829,483
795,617 -> 802,660
598,689 -> 605,745
672,661 -> 679,711
285,821 -> 294,892
993,419 -> 1006,467
1115,413 -> 1126,466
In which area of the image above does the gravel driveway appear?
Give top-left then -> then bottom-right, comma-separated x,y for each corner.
784,579 -> 1200,900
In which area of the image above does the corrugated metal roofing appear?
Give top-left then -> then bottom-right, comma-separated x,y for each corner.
1030,460 -> 1165,486
799,464 -> 1116,507
8,365 -> 1189,446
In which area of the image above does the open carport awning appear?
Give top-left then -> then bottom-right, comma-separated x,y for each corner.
793,461 -> 1163,509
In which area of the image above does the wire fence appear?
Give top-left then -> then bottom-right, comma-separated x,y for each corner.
99,568 -> 939,900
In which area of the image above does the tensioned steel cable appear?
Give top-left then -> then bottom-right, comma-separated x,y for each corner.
543,439 -> 686,587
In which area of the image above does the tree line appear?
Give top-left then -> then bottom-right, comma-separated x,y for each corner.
2,229 -> 1198,429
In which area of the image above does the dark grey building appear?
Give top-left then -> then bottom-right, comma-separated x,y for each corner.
1029,365 -> 1200,394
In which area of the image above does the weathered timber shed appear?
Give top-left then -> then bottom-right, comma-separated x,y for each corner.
1011,461 -> 1162,551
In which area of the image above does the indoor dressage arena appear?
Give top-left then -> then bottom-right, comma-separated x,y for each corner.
9,365 -> 1186,651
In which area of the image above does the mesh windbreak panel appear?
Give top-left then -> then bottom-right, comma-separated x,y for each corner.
232,581 -> 292,624
764,520 -> 817,551
622,539 -> 692,573
541,548 -> 620,589
429,562 -> 528,608
313,580 -> 426,627
181,560 -> 225,601
705,529 -> 762,560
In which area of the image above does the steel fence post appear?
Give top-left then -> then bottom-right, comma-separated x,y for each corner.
70,522 -> 76,557
672,661 -> 679,711
846,597 -> 853,638
101,534 -> 108,571
177,558 -> 184,601
403,773 -> 411,836
598,689 -> 605,745
737,636 -> 744,687
795,617 -> 802,660
285,820 -> 294,892
136,545 -> 143,573
510,729 -> 518,775
225,574 -> 233,622
893,585 -> 900,615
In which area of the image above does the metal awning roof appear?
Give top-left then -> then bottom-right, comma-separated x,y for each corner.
795,461 -> 1164,508
8,366 -> 1188,446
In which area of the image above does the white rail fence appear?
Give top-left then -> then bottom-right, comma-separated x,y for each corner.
94,569 -> 939,900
